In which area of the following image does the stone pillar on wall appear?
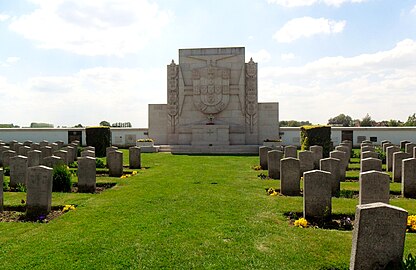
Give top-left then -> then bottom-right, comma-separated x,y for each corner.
245,58 -> 259,144
167,60 -> 179,145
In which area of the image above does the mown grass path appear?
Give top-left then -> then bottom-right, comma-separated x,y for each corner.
1,151 -> 415,269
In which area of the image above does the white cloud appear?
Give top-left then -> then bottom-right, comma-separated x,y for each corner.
411,4 -> 416,14
273,17 -> 346,43
0,57 -> 20,67
246,49 -> 272,63
0,14 -> 10,22
281,53 -> 295,61
267,0 -> 367,8
6,57 -> 20,64
8,0 -> 172,56
259,39 -> 416,124
0,67 -> 165,127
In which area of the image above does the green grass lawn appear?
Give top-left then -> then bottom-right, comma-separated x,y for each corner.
1,150 -> 416,269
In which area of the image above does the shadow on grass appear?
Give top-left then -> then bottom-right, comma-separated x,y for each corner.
284,211 -> 355,231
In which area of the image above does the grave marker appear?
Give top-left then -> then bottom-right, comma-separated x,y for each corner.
129,146 -> 141,169
280,158 -> 300,196
359,171 -> 390,205
78,157 -> 96,193
350,203 -> 407,270
26,165 -> 53,218
303,170 -> 332,219
10,155 -> 28,188
320,157 -> 341,196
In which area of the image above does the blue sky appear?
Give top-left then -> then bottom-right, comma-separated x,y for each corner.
0,0 -> 415,127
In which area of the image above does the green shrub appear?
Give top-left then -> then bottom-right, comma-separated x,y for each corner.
3,166 -> 10,176
77,147 -> 83,157
68,161 -> 78,168
375,146 -> 386,164
300,125 -> 332,157
86,126 -> 111,157
96,158 -> 105,168
402,253 -> 416,269
53,164 -> 72,192
3,180 -> 9,191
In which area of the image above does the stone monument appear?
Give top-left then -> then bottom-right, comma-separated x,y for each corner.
149,47 -> 279,154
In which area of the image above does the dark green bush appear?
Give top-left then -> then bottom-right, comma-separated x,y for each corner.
3,166 -> 10,176
53,164 -> 72,192
68,161 -> 78,168
402,253 -> 416,269
86,126 -> 111,157
96,158 -> 105,168
300,125 -> 332,158
375,146 -> 386,164
3,180 -> 9,191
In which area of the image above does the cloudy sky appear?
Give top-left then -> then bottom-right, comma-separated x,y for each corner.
0,0 -> 415,127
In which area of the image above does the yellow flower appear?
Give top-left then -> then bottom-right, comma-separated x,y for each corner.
62,204 -> 76,212
406,215 -> 416,232
294,218 -> 308,228
132,171 -> 138,175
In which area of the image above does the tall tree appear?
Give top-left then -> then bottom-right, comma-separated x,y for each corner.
404,113 -> 416,126
327,114 -> 353,127
360,113 -> 375,127
100,121 -> 111,127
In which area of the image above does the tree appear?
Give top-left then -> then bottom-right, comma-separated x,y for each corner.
327,114 -> 353,127
360,113 -> 375,127
386,119 -> 403,127
279,120 -> 312,127
404,113 -> 416,126
100,121 -> 111,127
0,123 -> 19,128
30,122 -> 54,128
74,124 -> 83,128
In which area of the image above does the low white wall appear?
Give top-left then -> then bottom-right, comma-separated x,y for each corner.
280,127 -> 416,147
0,128 -> 148,147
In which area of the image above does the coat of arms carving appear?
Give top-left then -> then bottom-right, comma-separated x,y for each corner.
192,62 -> 230,114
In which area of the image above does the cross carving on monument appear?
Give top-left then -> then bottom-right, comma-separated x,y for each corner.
207,114 -> 215,124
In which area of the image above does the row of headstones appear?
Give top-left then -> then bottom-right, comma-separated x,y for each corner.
0,140 -> 84,168
351,140 -> 408,268
259,143 -> 407,269
259,141 -> 352,197
0,145 -> 143,220
105,146 -> 141,177
365,139 -> 416,198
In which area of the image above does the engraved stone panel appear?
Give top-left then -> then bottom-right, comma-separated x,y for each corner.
402,158 -> 416,198
359,171 -> 390,205
320,157 -> 341,196
303,170 -> 332,219
393,152 -> 412,182
284,145 -> 297,158
10,155 -> 28,188
259,146 -> 272,170
129,146 -> 141,169
108,150 -> 123,177
26,165 -> 53,218
268,150 -> 283,179
350,203 -> 407,270
386,145 -> 400,172
78,157 -> 96,193
360,157 -> 382,173
280,157 -> 300,196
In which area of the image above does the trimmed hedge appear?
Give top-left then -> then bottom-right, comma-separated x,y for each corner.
86,126 -> 111,157
300,125 -> 332,158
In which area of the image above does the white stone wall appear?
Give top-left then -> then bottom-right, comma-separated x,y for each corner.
148,104 -> 168,145
258,103 -> 279,144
